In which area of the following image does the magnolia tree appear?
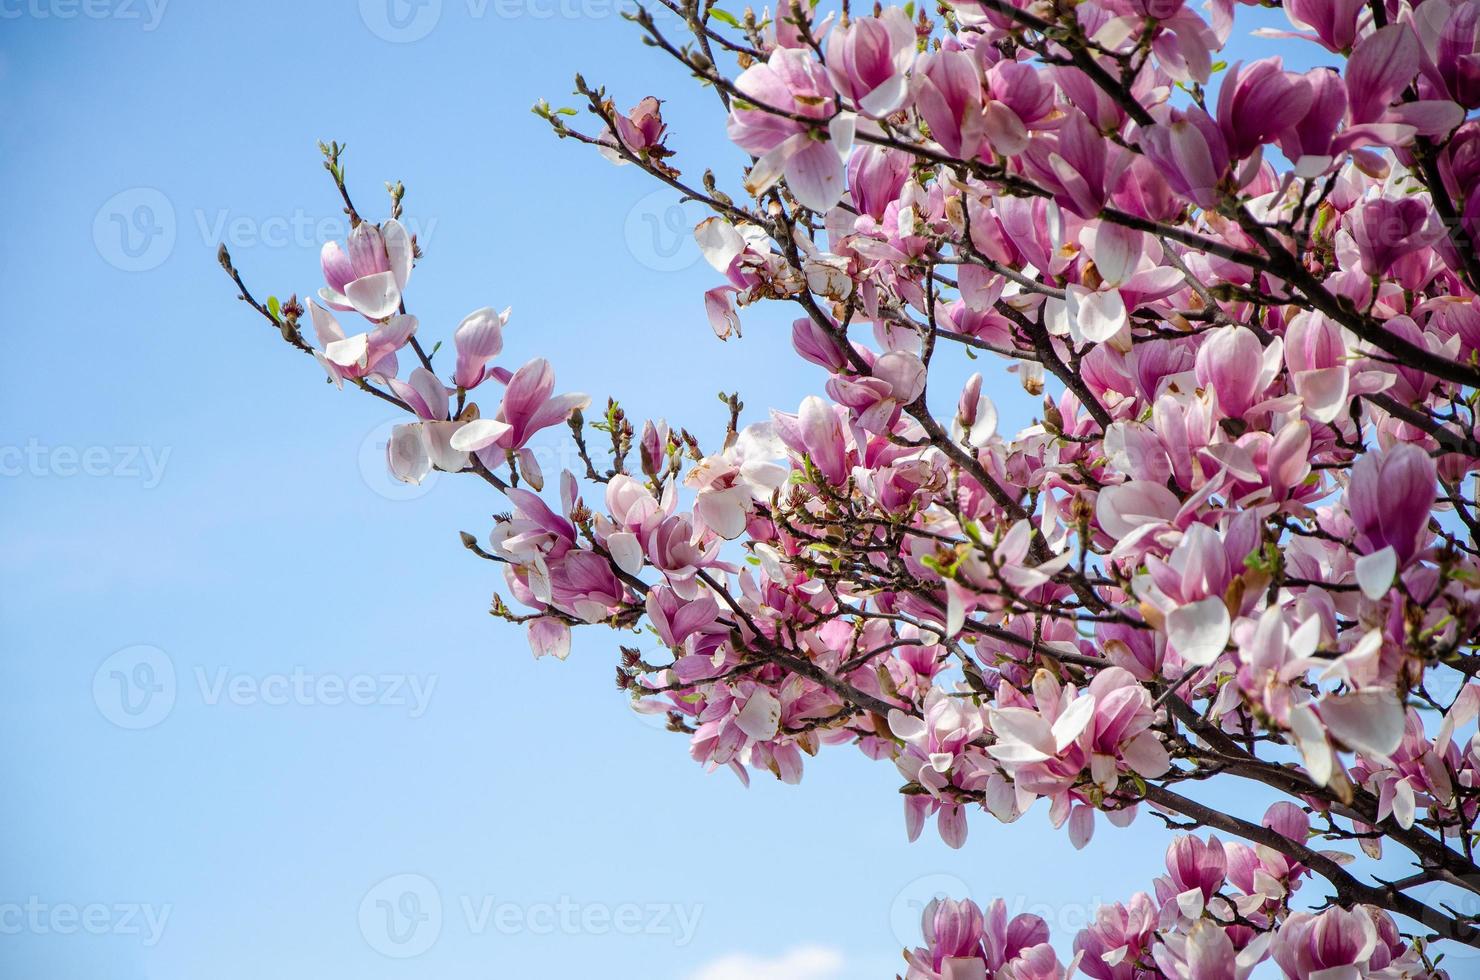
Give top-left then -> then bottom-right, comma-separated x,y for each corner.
221,0 -> 1480,974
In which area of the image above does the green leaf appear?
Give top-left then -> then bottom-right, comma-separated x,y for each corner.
709,6 -> 740,26
267,296 -> 281,321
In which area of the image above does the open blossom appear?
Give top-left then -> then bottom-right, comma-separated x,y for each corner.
728,48 -> 851,211
308,300 -> 416,385
318,219 -> 413,321
1216,58 -> 1314,162
905,898 -> 1062,980
610,96 -> 666,153
824,8 -> 916,117
684,421 -> 788,539
1139,107 -> 1230,208
448,358 -> 590,485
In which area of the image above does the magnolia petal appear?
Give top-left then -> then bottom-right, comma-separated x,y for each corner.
308,299 -> 346,345
449,418 -> 514,453
1068,285 -> 1128,344
734,689 -> 782,741
1097,481 -> 1180,538
1088,222 -> 1145,288
785,138 -> 847,213
387,424 -> 431,485
859,76 -> 909,117
1321,689 -> 1406,757
697,486 -> 750,541
1051,693 -> 1096,752
888,708 -> 927,742
515,446 -> 544,491
324,332 -> 369,368
606,530 -> 644,576
382,218 -> 414,292
423,421 -> 471,473
968,394 -> 998,447
1290,710 -> 1337,787
344,271 -> 402,321
1068,806 -> 1095,850
1294,366 -> 1350,423
1123,732 -> 1172,777
744,134 -> 803,198
704,287 -> 741,340
1353,545 -> 1397,601
1167,596 -> 1231,666
528,617 -> 571,661
988,707 -> 1055,760
694,217 -> 746,273
1392,778 -> 1416,830
982,102 -> 1029,156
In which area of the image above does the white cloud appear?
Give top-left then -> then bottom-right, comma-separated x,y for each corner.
687,945 -> 848,980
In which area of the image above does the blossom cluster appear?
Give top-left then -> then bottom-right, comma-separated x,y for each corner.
908,805 -> 1436,979
224,0 -> 1480,972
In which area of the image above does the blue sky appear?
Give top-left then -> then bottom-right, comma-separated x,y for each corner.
0,3 -> 1421,979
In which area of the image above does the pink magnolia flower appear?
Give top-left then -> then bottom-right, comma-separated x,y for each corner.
318,219 -> 413,321
1021,109 -> 1126,218
1345,24 -> 1464,142
1139,107 -> 1230,209
985,667 -> 1167,847
1193,325 -> 1282,421
1270,907 -> 1380,979
691,680 -> 785,773
1216,58 -> 1314,162
526,616 -> 571,660
307,300 -> 416,386
1284,311 -> 1351,422
601,96 -> 668,157
906,898 -> 986,980
1414,0 -> 1480,109
1276,67 -> 1351,176
847,144 -> 911,220
1350,195 -> 1445,276
1073,893 -> 1159,980
1270,0 -> 1363,53
452,306 -> 508,390
825,8 -> 916,117
825,350 -> 927,433
913,48 -> 984,159
728,49 -> 851,211
645,587 -> 721,649
683,421 -> 788,539
1150,919 -> 1247,980
982,61 -> 1055,155
448,358 -> 590,488
1161,834 -> 1227,913
1347,442 -> 1437,567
